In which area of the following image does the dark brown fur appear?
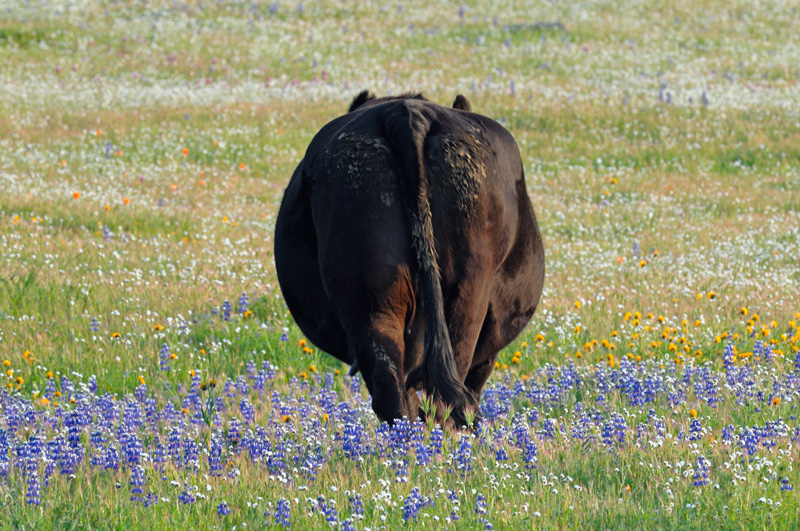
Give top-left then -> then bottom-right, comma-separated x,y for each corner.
274,91 -> 545,428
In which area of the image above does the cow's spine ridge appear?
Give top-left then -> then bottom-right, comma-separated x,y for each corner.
385,101 -> 476,428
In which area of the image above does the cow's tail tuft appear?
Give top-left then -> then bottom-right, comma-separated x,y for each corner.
384,100 -> 477,429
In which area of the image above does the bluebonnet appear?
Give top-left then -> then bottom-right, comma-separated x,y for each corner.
447,489 -> 459,521
349,493 -> 364,517
316,495 -> 338,526
601,418 -> 614,447
403,486 -> 431,521
692,455 -> 710,487
134,384 -> 147,403
541,418 -> 557,440
159,343 -> 171,371
61,376 -> 74,397
571,413 -> 591,440
721,424 -> 734,444
475,492 -> 488,518
123,429 -> 143,465
209,434 -> 223,476
130,465 -> 145,502
103,444 -> 120,471
217,500 -> 231,516
44,378 -> 56,401
236,375 -> 250,396
240,398 -> 255,424
43,459 -> 55,488
26,470 -> 41,505
182,439 -> 199,469
0,429 -> 9,478
455,434 -> 472,475
266,439 -> 287,474
522,433 -> 538,470
152,438 -> 166,468
342,421 -> 366,460
64,412 -> 81,449
689,419 -> 703,441
429,426 -> 443,455
144,398 -> 157,426
167,428 -> 181,462
228,418 -> 242,446
178,483 -> 196,504
275,498 -> 291,527
740,427 -> 759,456
409,417 -> 430,466
723,343 -> 736,372
512,417 -> 529,447
238,292 -> 249,313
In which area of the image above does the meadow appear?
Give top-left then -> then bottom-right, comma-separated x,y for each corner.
1,0 -> 799,529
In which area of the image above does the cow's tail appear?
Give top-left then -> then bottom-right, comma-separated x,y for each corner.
384,100 -> 477,429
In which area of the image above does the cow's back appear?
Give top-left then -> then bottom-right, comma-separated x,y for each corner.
307,100 -> 525,280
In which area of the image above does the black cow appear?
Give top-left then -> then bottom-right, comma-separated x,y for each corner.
274,91 -> 544,428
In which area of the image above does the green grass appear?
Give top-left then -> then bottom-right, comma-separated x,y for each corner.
1,0 -> 799,529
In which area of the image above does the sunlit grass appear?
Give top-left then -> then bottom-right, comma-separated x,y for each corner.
1,0 -> 799,529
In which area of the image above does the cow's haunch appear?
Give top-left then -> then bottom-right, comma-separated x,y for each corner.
274,91 -> 545,428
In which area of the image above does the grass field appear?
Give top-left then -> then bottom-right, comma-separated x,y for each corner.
1,0 -> 799,529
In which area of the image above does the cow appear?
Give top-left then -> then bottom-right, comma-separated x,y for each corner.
274,91 -> 544,428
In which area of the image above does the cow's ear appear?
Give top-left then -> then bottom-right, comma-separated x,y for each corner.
452,95 -> 471,111
349,90 -> 376,112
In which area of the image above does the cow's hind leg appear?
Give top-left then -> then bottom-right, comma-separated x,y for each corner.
330,267 -> 416,425
463,299 -> 533,400
350,325 -> 409,424
465,187 -> 544,400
